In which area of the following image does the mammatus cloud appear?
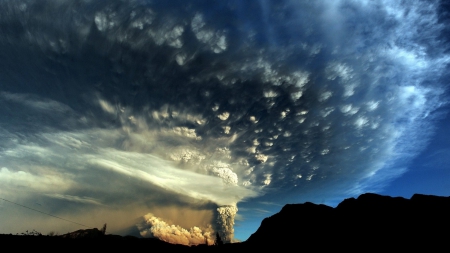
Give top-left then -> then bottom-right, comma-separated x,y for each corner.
0,0 -> 448,242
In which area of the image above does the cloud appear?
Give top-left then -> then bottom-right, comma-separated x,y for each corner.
0,0 -> 448,241
90,149 -> 256,205
215,205 -> 238,243
45,194 -> 104,206
138,213 -> 214,246
0,167 -> 71,194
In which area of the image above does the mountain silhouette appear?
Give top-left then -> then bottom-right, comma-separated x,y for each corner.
2,193 -> 449,251
244,193 -> 450,250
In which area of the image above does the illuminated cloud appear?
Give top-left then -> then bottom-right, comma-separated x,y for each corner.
0,0 -> 448,242
138,213 -> 214,246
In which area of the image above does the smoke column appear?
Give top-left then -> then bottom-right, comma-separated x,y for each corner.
216,205 -> 238,243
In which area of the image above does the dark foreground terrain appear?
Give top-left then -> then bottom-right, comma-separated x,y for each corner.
2,193 -> 450,251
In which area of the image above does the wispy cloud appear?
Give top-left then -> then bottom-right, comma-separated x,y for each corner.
45,194 -> 104,206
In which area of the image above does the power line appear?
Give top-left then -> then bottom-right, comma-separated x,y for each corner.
0,197 -> 92,229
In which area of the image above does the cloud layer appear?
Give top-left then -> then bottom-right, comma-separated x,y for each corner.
0,0 -> 448,242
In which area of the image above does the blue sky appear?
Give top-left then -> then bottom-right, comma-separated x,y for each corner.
379,104 -> 450,198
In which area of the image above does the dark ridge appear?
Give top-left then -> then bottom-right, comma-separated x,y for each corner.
2,193 -> 450,251
245,193 -> 450,250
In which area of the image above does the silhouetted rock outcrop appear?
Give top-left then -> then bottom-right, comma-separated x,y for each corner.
61,228 -> 104,239
245,193 -> 450,249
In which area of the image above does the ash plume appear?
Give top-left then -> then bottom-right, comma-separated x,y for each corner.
215,205 -> 238,243
138,213 -> 214,246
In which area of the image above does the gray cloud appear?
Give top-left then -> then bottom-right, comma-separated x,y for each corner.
0,0 -> 448,241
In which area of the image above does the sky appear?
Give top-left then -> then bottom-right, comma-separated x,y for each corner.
0,0 -> 449,244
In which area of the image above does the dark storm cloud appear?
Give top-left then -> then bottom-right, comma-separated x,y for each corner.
0,0 -> 448,243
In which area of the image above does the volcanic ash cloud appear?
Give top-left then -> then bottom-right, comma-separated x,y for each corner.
138,213 -> 215,246
0,0 -> 448,242
216,205 -> 238,243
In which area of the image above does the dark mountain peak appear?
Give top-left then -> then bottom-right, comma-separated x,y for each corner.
245,193 -> 450,249
336,193 -> 410,213
280,201 -> 333,213
411,193 -> 450,203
